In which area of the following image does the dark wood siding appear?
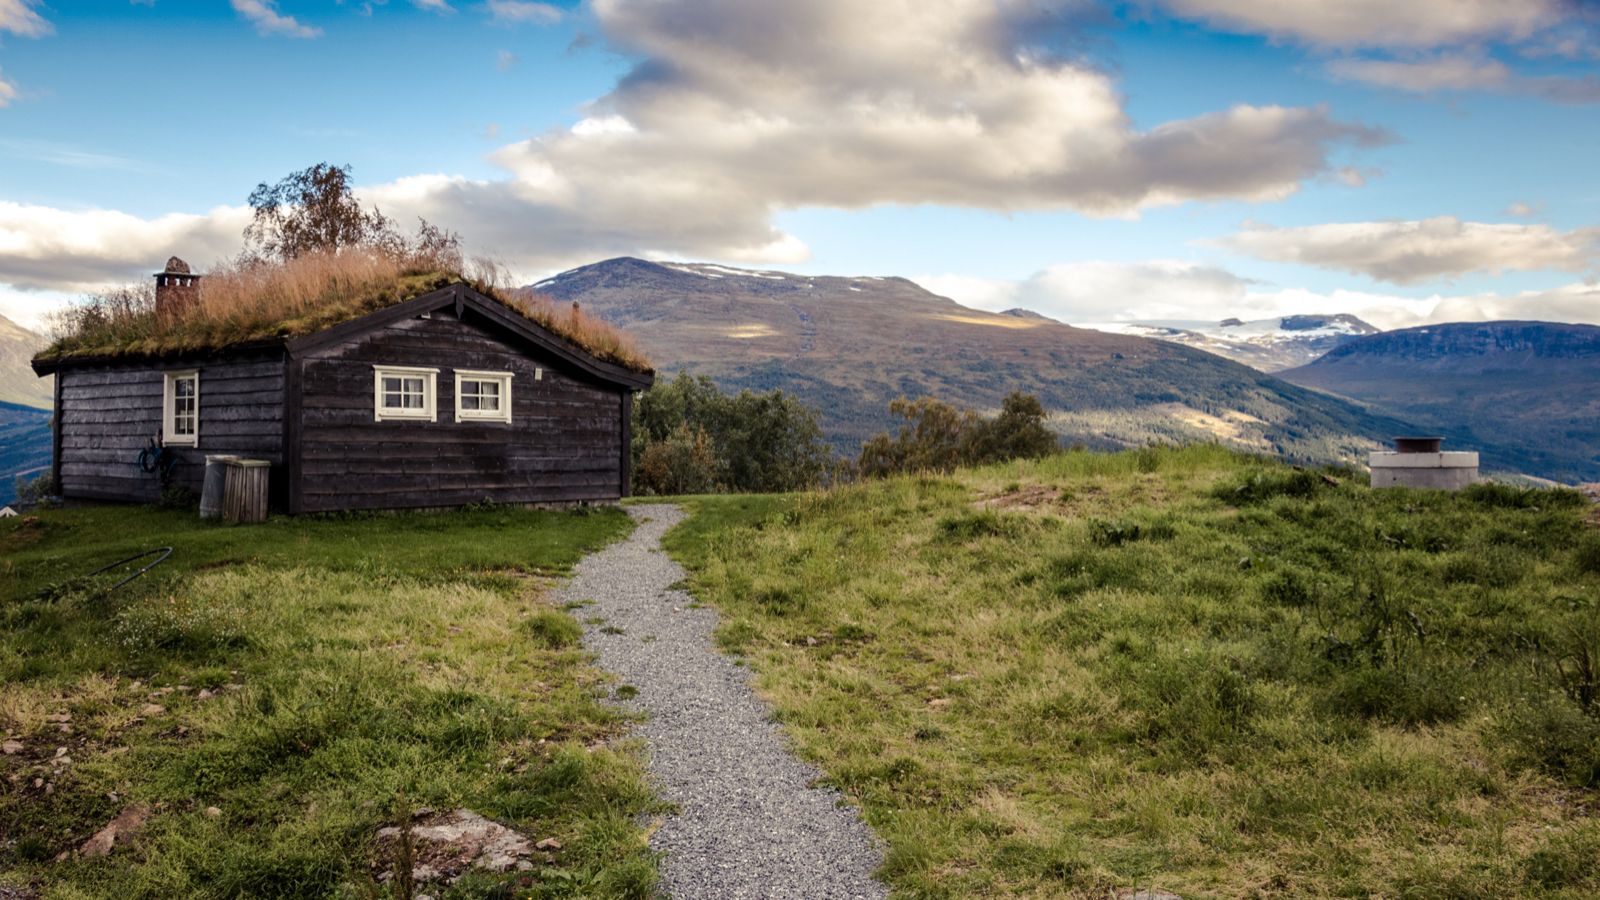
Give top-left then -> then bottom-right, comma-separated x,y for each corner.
294,309 -> 625,512
56,357 -> 285,503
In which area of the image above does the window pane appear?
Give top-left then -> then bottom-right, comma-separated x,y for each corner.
462,395 -> 480,410
383,391 -> 404,408
174,378 -> 195,399
383,376 -> 403,393
479,382 -> 499,399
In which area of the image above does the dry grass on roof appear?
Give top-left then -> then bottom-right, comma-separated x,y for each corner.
38,249 -> 652,374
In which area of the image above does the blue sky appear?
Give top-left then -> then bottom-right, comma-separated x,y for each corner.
1,0 -> 1597,330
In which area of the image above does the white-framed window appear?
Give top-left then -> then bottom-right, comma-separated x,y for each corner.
163,370 -> 199,447
373,365 -> 438,422
455,369 -> 514,424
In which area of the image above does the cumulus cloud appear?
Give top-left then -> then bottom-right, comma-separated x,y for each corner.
922,261 -> 1258,322
917,262 -> 1600,332
0,0 -> 50,37
486,0 -> 561,26
1153,0 -> 1562,48
478,0 -> 1383,250
231,0 -> 322,38
0,202 -> 252,294
1217,218 -> 1600,284
1328,53 -> 1600,103
0,0 -> 1389,295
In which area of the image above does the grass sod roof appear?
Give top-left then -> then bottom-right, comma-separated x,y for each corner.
34,267 -> 652,375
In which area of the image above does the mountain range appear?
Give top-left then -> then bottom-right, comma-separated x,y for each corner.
1280,321 -> 1600,482
0,314 -> 51,506
534,258 -> 1409,466
1083,314 -> 1380,372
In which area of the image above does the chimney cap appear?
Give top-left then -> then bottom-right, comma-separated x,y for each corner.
1394,436 -> 1444,453
161,256 -> 193,276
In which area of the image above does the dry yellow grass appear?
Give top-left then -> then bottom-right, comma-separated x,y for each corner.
39,249 -> 651,373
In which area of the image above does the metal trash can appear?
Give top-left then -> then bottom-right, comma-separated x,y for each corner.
200,454 -> 238,520
222,458 -> 270,524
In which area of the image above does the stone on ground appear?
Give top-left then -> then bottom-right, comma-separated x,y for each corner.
375,809 -> 538,885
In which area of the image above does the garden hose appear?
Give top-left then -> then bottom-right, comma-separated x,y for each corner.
83,547 -> 174,597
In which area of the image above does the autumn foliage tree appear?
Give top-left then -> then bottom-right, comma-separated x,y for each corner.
858,391 -> 1060,477
243,162 -> 461,269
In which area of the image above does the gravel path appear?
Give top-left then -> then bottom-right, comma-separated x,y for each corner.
562,504 -> 887,900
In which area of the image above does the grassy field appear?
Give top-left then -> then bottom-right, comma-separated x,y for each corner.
1,504 -> 658,899
663,446 -> 1600,898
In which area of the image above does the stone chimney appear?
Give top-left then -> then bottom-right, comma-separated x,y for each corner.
155,256 -> 200,319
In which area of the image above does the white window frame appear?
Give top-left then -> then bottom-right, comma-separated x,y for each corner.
162,370 -> 199,447
373,365 -> 439,422
454,369 -> 515,424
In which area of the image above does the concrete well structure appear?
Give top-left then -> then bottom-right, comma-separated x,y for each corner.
1370,437 -> 1479,490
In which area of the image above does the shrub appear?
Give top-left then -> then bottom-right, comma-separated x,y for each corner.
635,424 -> 719,496
632,372 -> 832,493
859,391 -> 1060,477
13,471 -> 56,508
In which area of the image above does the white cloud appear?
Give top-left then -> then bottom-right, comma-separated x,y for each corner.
919,261 -> 1259,322
1505,201 -> 1540,217
1328,55 -> 1511,91
231,0 -> 322,38
486,0 -> 561,26
412,0 -> 454,11
917,262 -> 1600,332
1153,0 -> 1562,48
0,0 -> 51,37
495,49 -> 518,71
478,0 -> 1383,248
1328,53 -> 1600,103
0,0 -> 1388,293
0,201 -> 252,293
0,284 -> 76,333
1217,218 -> 1600,284
0,71 -> 16,109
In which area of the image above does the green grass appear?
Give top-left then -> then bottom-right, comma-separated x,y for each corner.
1,504 -> 660,899
663,445 -> 1600,898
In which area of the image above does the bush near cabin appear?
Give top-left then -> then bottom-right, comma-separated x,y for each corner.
631,371 -> 832,495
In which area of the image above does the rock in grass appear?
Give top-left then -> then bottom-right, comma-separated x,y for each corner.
375,809 -> 537,884
78,806 -> 151,857
1,740 -> 21,755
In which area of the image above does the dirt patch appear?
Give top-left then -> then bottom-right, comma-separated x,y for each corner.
974,484 -> 1059,513
75,806 -> 150,858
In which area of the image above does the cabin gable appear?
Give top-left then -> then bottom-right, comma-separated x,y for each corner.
290,302 -> 629,512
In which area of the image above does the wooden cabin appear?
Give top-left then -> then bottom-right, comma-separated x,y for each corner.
31,260 -> 653,513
